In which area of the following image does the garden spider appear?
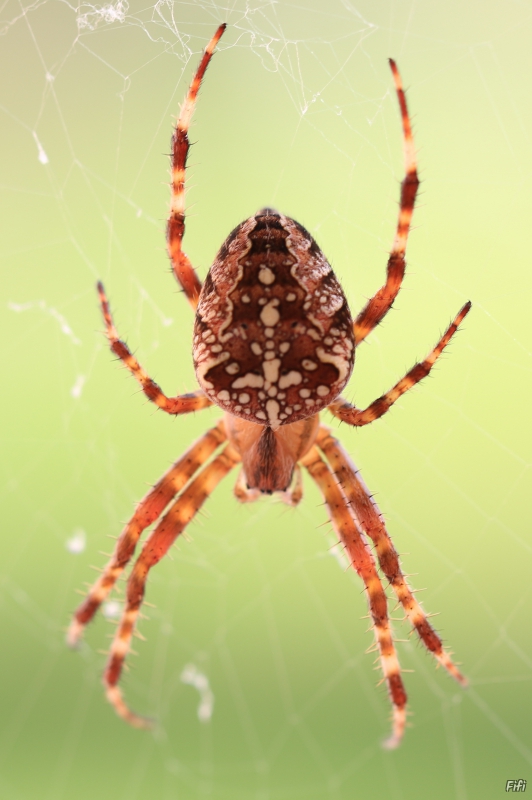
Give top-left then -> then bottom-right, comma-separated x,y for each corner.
68,24 -> 470,748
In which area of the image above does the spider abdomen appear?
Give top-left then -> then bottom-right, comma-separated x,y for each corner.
193,209 -> 355,430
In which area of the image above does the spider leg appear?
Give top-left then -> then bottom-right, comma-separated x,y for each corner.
97,281 -> 213,414
233,469 -> 262,503
105,442 -> 240,729
316,426 -> 467,686
67,420 -> 227,647
353,59 -> 419,347
167,24 -> 227,309
329,301 -> 471,427
278,464 -> 304,507
300,444 -> 407,749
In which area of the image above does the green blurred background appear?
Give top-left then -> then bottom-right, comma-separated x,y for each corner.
1,0 -> 531,797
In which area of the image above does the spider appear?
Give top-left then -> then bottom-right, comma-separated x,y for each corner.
67,24 -> 470,748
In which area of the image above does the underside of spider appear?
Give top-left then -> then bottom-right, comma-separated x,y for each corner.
68,24 -> 470,749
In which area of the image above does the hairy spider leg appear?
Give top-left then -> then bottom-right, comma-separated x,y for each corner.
353,59 -> 420,347
301,444 -> 407,750
97,281 -> 213,415
67,421 -> 227,648
316,426 -> 467,686
105,442 -> 241,729
329,301 -> 471,426
167,23 -> 227,309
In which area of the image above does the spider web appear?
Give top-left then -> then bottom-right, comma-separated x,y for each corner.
1,0 -> 531,797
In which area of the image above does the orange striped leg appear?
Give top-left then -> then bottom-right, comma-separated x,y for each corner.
330,301 -> 471,427
316,426 -> 467,686
167,23 -> 227,309
67,420 -> 227,648
301,445 -> 407,749
354,59 -> 419,346
105,443 -> 240,729
97,281 -> 212,415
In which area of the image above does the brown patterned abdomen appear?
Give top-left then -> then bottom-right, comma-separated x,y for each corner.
193,209 -> 354,429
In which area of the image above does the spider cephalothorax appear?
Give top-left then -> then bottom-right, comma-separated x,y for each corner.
68,24 -> 470,748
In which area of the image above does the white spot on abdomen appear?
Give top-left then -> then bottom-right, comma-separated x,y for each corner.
266,399 -> 281,430
232,373 -> 264,389
301,359 -> 317,371
317,346 -> 350,383
258,266 -> 275,285
278,371 -> 302,389
260,299 -> 280,327
262,358 -> 281,384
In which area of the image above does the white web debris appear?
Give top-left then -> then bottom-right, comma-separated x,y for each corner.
8,301 -> 81,345
135,281 -> 173,328
77,0 -> 128,30
180,664 -> 214,722
70,375 -> 86,399
102,600 -> 122,619
32,132 -> 48,164
65,529 -> 86,554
